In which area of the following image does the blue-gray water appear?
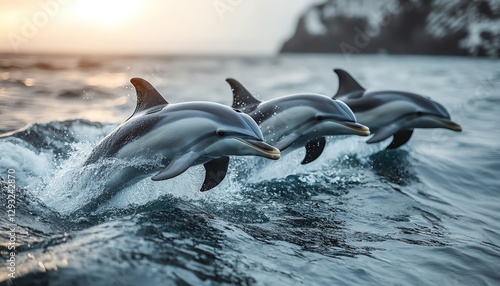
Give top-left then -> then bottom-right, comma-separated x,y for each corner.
0,54 -> 499,285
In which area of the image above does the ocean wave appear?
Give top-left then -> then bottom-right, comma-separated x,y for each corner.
0,119 -> 380,216
1,54 -> 499,285
58,86 -> 114,99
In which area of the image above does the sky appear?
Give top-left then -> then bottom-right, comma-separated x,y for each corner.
0,0 -> 321,55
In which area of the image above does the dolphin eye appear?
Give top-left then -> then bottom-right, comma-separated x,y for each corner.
416,111 -> 424,116
216,130 -> 226,137
316,115 -> 324,120
233,108 -> 242,113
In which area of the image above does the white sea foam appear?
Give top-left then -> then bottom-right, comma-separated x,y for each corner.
0,122 -> 387,216
0,139 -> 56,189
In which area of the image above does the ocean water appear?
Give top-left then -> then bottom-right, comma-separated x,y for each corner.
0,54 -> 499,285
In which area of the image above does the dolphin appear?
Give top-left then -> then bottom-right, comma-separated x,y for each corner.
332,69 -> 462,149
225,78 -> 370,164
82,78 -> 280,209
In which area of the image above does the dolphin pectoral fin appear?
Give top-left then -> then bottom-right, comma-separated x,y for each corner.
201,156 -> 230,192
151,153 -> 198,181
226,78 -> 261,111
333,69 -> 366,98
366,124 -> 401,144
275,132 -> 302,151
387,129 -> 414,149
301,137 -> 326,165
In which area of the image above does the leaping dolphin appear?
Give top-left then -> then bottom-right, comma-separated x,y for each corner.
82,78 -> 280,210
332,69 -> 462,149
225,78 -> 370,164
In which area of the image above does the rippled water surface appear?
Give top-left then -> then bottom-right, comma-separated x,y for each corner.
0,54 -> 499,285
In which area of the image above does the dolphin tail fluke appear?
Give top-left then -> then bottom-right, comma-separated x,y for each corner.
201,156 -> 230,192
333,69 -> 365,99
387,130 -> 414,149
151,153 -> 198,181
301,137 -> 326,165
225,78 -> 261,111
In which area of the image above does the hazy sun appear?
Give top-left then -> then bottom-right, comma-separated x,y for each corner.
68,0 -> 142,25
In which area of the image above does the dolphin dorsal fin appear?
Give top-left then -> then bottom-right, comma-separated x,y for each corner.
333,69 -> 365,99
129,78 -> 168,117
226,78 -> 261,110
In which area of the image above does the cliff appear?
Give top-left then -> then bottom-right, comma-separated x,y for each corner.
280,0 -> 500,57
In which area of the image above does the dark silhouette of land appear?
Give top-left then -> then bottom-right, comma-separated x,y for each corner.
281,0 -> 499,57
